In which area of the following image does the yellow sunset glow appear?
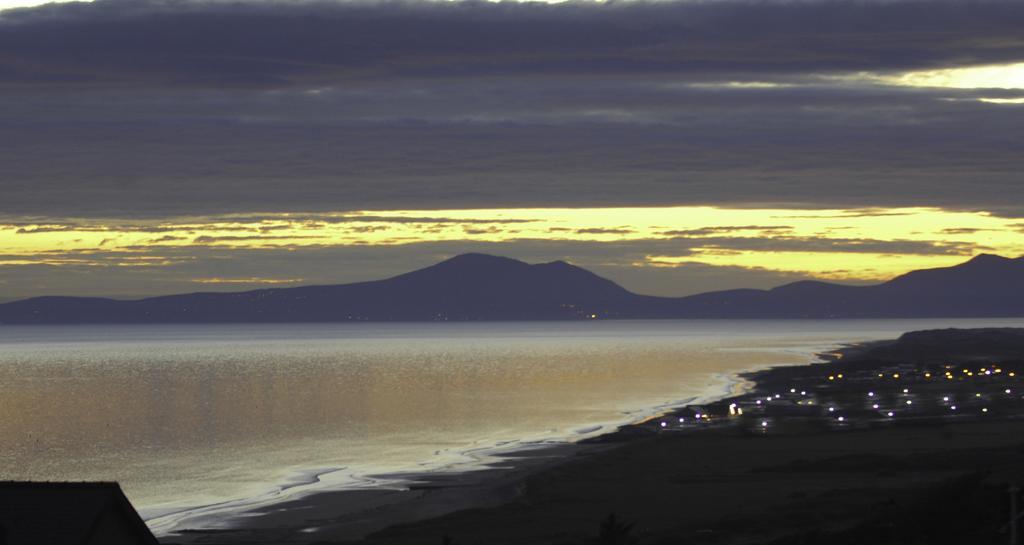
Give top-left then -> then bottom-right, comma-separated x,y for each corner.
0,0 -> 90,11
647,251 -> 970,281
893,63 -> 1024,90
978,98 -> 1024,105
1,206 -> 1022,281
191,277 -> 306,285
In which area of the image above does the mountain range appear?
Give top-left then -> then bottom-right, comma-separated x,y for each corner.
1,253 -> 1022,323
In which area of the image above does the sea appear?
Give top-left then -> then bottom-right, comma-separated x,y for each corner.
1,318 -> 1022,533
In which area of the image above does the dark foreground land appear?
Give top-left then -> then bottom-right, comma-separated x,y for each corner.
172,328 -> 1024,545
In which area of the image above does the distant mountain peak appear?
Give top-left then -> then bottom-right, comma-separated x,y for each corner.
407,253 -> 528,277
451,252 -> 511,261
430,254 -> 585,274
437,253 -> 525,266
537,259 -> 575,268
964,253 -> 1014,266
769,279 -> 842,293
882,252 -> 1022,291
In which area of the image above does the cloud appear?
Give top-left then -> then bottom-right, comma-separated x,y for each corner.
12,222 -> 209,234
1,2 -> 1023,218
152,235 -> 186,242
191,234 -> 324,244
15,225 -> 86,234
660,225 -> 792,237
673,236 -> 980,256
939,227 -> 994,235
326,215 -> 539,225
4,0 -> 1024,89
190,276 -> 304,285
3,100 -> 1023,218
575,228 -> 635,235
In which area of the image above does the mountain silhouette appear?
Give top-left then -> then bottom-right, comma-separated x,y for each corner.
663,254 -> 1024,318
0,253 -> 1021,323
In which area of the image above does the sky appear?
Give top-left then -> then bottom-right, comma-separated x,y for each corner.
1,0 -> 1023,301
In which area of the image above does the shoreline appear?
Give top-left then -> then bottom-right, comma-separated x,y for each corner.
162,328 -> 1024,544
159,342 -> 836,544
161,433 -> 617,544
353,328 -> 1024,545
151,380 -> 721,541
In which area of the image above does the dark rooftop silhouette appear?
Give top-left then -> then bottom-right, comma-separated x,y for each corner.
0,253 -> 1021,323
0,482 -> 158,545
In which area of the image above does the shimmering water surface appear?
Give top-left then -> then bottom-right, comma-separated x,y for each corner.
1,319 -> 1022,530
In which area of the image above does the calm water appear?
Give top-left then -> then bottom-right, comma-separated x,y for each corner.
1,319 -> 1022,532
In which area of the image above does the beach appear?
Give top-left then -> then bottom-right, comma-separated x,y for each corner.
163,327 -> 1024,545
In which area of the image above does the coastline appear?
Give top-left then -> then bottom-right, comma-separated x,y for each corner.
165,328 -> 1024,544
159,341 -> 840,544
352,328 -> 1024,545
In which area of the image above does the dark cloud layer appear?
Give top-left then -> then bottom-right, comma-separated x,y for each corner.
3,95 -> 1023,217
1,0 -> 1023,218
3,0 -> 1024,88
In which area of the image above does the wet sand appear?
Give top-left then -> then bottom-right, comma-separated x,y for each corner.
165,441 -> 606,544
